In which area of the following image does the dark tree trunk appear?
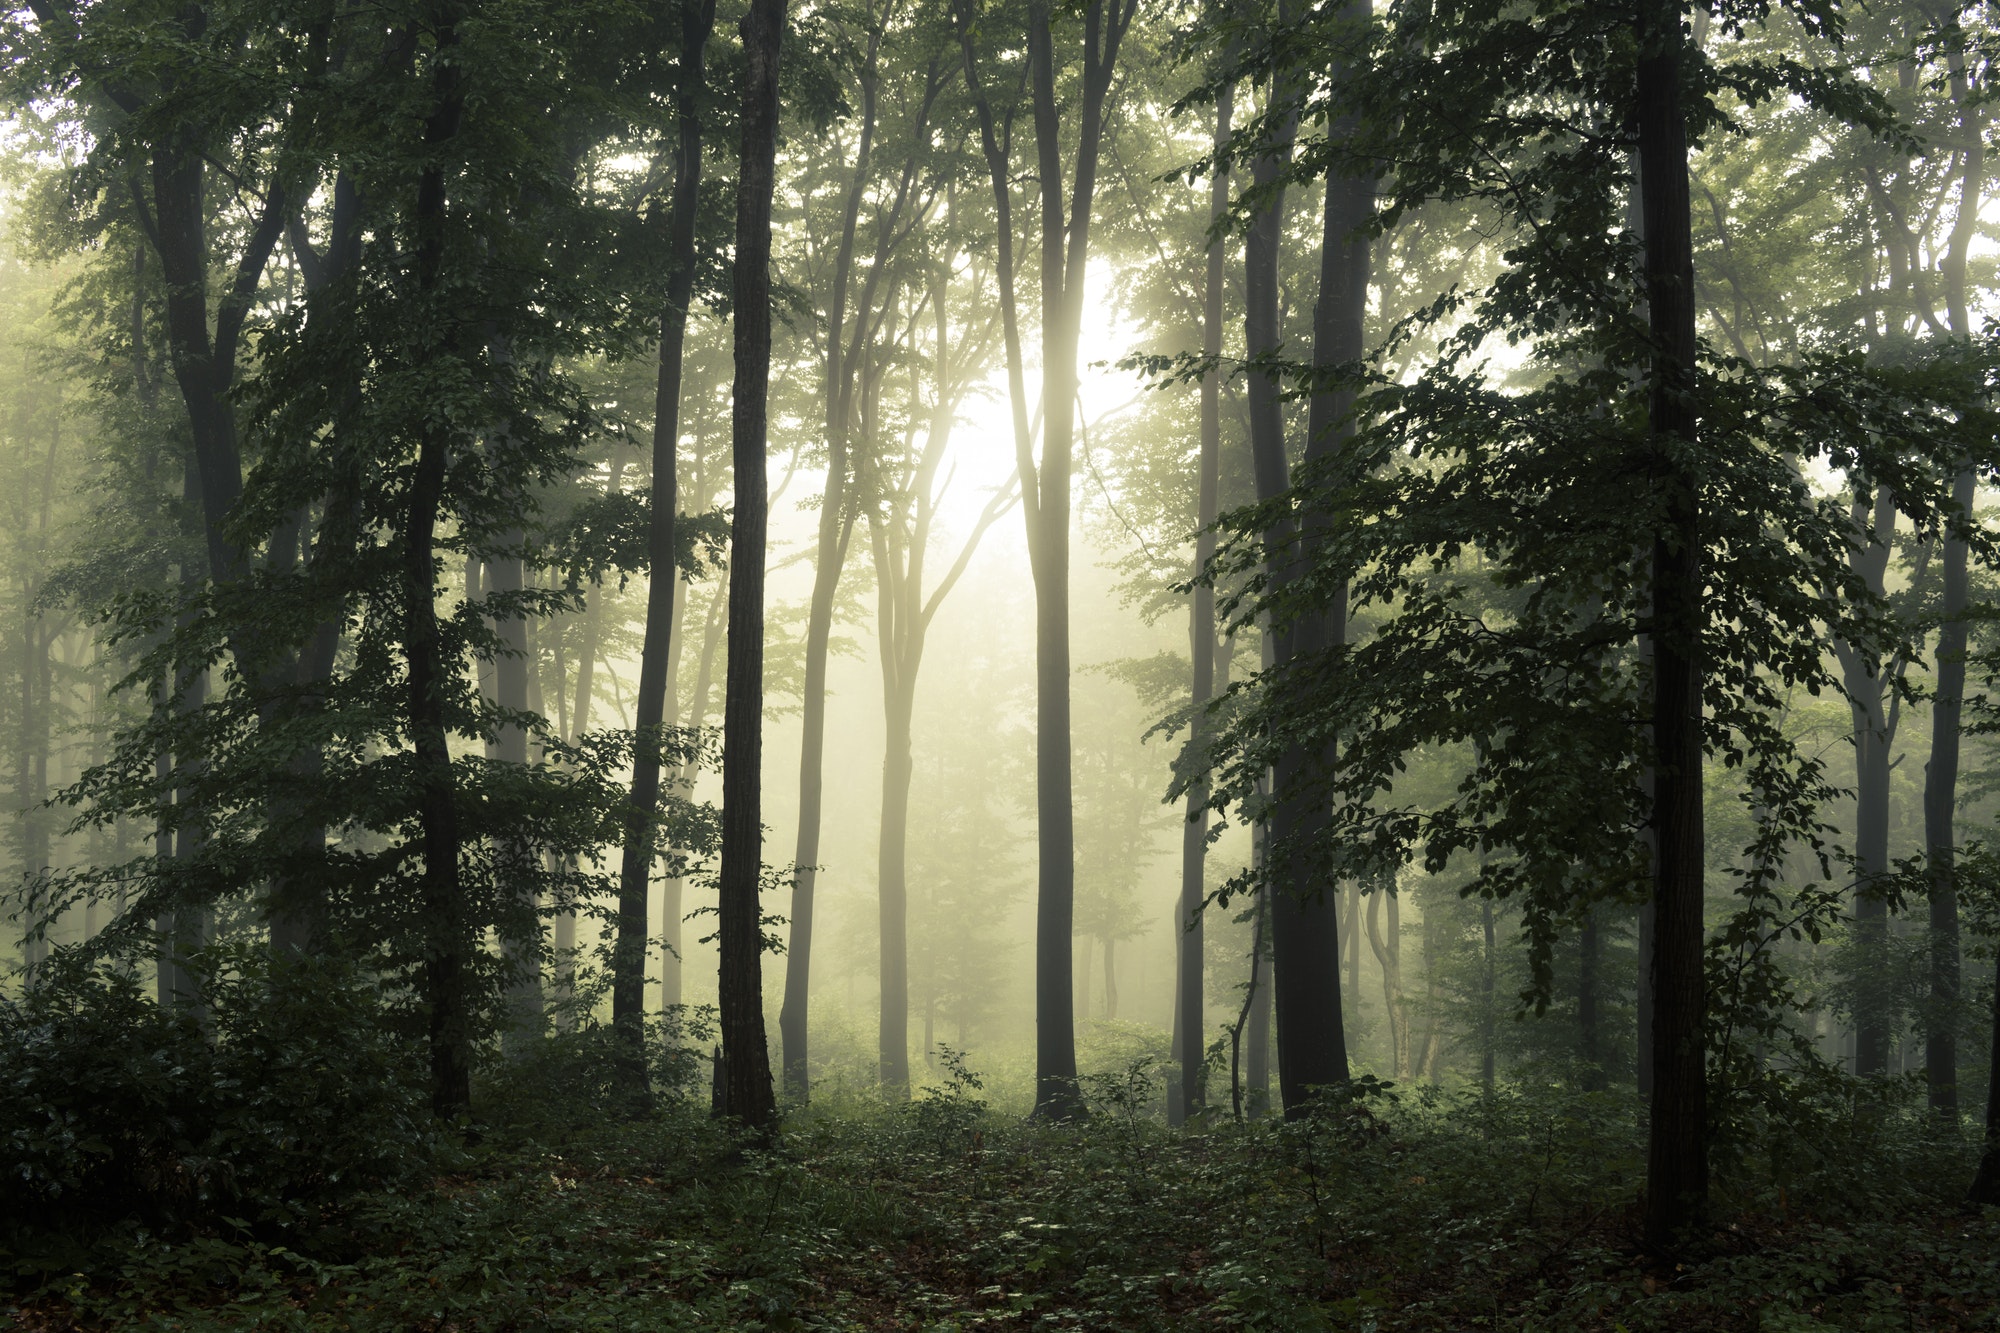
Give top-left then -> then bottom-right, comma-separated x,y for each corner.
1246,887 -> 1272,1115
614,0 -> 716,1083
1579,905 -> 1605,1090
1636,896 -> 1655,1097
1843,490 -> 1896,1077
1482,896 -> 1497,1089
1969,957 -> 2000,1202
715,0 -> 786,1133
1245,61 -> 1352,1115
1176,79 -> 1235,1127
1636,3 -> 1709,1248
1273,5 -> 1375,1107
1926,466 -> 1972,1114
410,8 -> 471,1120
1933,21 -> 1983,1124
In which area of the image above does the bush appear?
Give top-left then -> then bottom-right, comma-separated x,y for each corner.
0,943 -> 435,1265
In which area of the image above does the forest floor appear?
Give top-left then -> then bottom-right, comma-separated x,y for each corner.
10,1067 -> 2000,1332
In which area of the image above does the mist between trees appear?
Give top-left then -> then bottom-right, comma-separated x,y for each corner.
7,0 -> 2000,1326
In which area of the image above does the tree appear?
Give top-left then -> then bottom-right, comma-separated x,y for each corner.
860,233 -> 1013,1093
956,0 -> 1141,1121
613,0 -> 721,1090
1182,0 -> 1992,1250
714,0 -> 788,1132
779,11 -> 946,1100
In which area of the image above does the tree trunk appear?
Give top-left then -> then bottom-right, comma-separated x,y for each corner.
1283,6 -> 1373,1102
777,73 -> 874,1109
1246,49 -> 1353,1115
1018,0 -> 1134,1120
614,0 -> 715,1084
1579,904 -> 1605,1090
877,683 -> 915,1093
1968,945 -> 2000,1202
1176,78 -> 1235,1127
664,575 -> 729,1012
490,542 -> 541,1051
1482,895 -> 1497,1089
1103,934 -> 1118,1021
1926,465 -> 1972,1114
1843,489 -> 1896,1077
714,0 -> 786,1133
1246,896 -> 1271,1116
408,8 -> 472,1120
1636,1 -> 1709,1246
1929,48 -> 1981,1120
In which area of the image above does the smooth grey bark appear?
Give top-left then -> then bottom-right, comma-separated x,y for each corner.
1578,905 -> 1605,1090
1175,78 -> 1234,1127
1930,51 -> 1983,1119
1481,896 -> 1497,1089
613,0 -> 716,1081
781,46 -> 942,1100
866,288 -> 1011,1096
1020,0 -> 1133,1120
1837,489 -> 1897,1077
715,0 -> 787,1132
663,575 -> 729,1012
776,30 -> 874,1103
489,541 -> 541,1051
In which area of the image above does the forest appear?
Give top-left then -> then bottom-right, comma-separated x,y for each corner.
3,0 -> 2000,1326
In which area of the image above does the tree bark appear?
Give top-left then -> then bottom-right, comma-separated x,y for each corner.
408,7 -> 472,1117
1481,895 -> 1497,1089
878,682 -> 915,1091
1636,0 -> 1708,1246
1579,904 -> 1605,1090
777,36 -> 876,1103
614,0 -> 716,1084
490,541 -> 541,1051
715,0 -> 786,1132
1841,489 -> 1896,1077
1245,57 -> 1352,1113
1930,44 -> 1982,1119
1176,78 -> 1234,1127
1926,466 -> 1972,1113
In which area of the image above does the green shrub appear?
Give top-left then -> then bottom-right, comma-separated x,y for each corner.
0,943 -> 434,1264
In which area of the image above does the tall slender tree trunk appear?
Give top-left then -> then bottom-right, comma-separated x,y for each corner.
490,542 -> 541,1049
776,82 -> 872,1103
1002,0 -> 1136,1121
1636,0 -> 1709,1246
715,0 -> 786,1132
1246,886 -> 1272,1114
877,683 -> 915,1092
1843,490 -> 1896,1077
1176,79 -> 1235,1127
1930,51 -> 1982,1120
663,576 -> 729,1011
614,0 -> 716,1084
408,5 -> 473,1119
1579,904 -> 1605,1090
1481,896 -> 1497,1089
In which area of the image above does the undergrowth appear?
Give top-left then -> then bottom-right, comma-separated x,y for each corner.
7,1045 -> 1999,1331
